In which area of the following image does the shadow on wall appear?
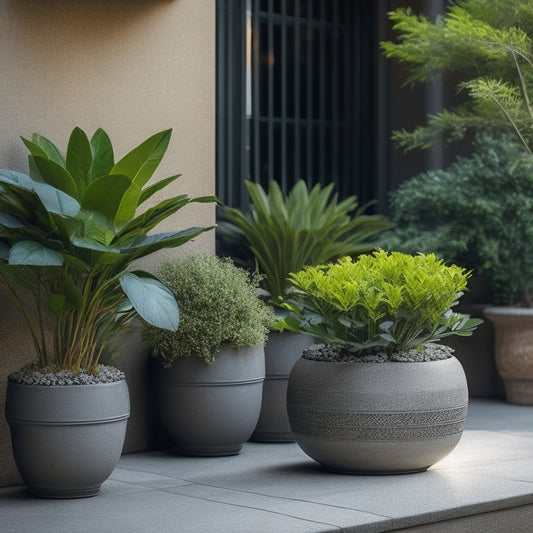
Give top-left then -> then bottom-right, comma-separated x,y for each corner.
0,287 -> 47,487
5,0 -> 177,48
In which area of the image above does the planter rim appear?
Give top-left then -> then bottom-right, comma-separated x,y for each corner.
6,379 -> 127,389
297,357 -> 455,365
5,378 -> 130,424
7,364 -> 125,386
484,306 -> 533,317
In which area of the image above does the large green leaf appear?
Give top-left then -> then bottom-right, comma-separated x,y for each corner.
30,156 -> 79,199
71,237 -> 120,253
120,226 -> 214,259
49,213 -> 81,244
0,169 -> 80,217
30,133 -> 66,166
113,195 -> 191,244
81,174 -> 132,221
111,130 -> 171,188
119,272 -> 179,331
138,174 -> 181,205
66,127 -> 92,192
9,241 -> 63,266
89,129 -> 114,180
76,209 -> 116,246
0,213 -> 24,228
114,183 -> 141,227
21,137 -> 49,159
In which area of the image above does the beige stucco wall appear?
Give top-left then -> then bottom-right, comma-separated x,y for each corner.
0,0 -> 216,486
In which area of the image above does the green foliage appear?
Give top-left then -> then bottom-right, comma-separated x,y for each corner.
381,133 -> 533,305
381,0 -> 533,153
141,254 -> 276,366
0,127 -> 216,373
276,251 -> 481,356
222,180 -> 391,303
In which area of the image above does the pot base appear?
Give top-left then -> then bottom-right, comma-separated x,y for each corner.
29,484 -> 101,499
502,379 -> 533,405
173,444 -> 243,457
293,433 -> 463,475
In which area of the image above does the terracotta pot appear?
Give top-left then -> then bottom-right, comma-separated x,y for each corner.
251,332 -> 314,442
287,354 -> 468,474
5,378 -> 129,498
485,307 -> 533,405
152,345 -> 265,456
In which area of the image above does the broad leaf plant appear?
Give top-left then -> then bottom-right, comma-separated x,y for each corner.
0,127 -> 215,374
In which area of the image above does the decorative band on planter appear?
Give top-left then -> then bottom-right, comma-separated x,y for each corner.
5,379 -> 130,498
287,356 -> 468,474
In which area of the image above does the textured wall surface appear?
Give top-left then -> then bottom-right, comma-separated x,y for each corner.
0,0 -> 216,487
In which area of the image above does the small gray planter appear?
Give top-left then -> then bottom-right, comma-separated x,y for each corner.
287,354 -> 468,474
152,344 -> 265,456
251,332 -> 314,442
5,378 -> 130,498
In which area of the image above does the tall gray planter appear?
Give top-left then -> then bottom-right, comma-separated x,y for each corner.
152,344 -> 265,456
287,355 -> 468,474
5,379 -> 129,498
251,332 -> 314,442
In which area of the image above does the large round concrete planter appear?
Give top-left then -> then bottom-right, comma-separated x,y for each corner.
485,307 -> 533,405
5,379 -> 130,498
251,332 -> 314,442
152,345 -> 265,456
287,355 -> 468,474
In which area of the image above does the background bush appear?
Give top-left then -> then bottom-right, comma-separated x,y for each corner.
381,133 -> 533,305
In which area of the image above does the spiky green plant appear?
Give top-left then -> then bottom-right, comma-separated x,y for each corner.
276,251 -> 481,356
381,0 -> 533,153
141,254 -> 276,366
222,180 -> 391,303
0,127 -> 215,374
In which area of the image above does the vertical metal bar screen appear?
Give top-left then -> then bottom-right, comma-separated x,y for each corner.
217,0 -> 379,210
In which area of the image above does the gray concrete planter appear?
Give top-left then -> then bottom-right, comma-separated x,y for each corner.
152,344 -> 265,456
251,332 -> 314,442
5,378 -> 130,498
485,306 -> 533,405
287,355 -> 468,474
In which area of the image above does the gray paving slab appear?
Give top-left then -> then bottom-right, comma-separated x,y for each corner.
0,399 -> 532,533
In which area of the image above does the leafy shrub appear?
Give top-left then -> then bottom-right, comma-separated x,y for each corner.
142,254 -> 276,366
222,180 -> 391,303
276,251 -> 481,356
381,133 -> 533,305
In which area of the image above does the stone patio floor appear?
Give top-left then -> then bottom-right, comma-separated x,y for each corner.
1,399 -> 533,532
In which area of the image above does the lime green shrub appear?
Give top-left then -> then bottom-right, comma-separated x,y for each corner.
142,254 -> 276,366
276,251 -> 481,356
